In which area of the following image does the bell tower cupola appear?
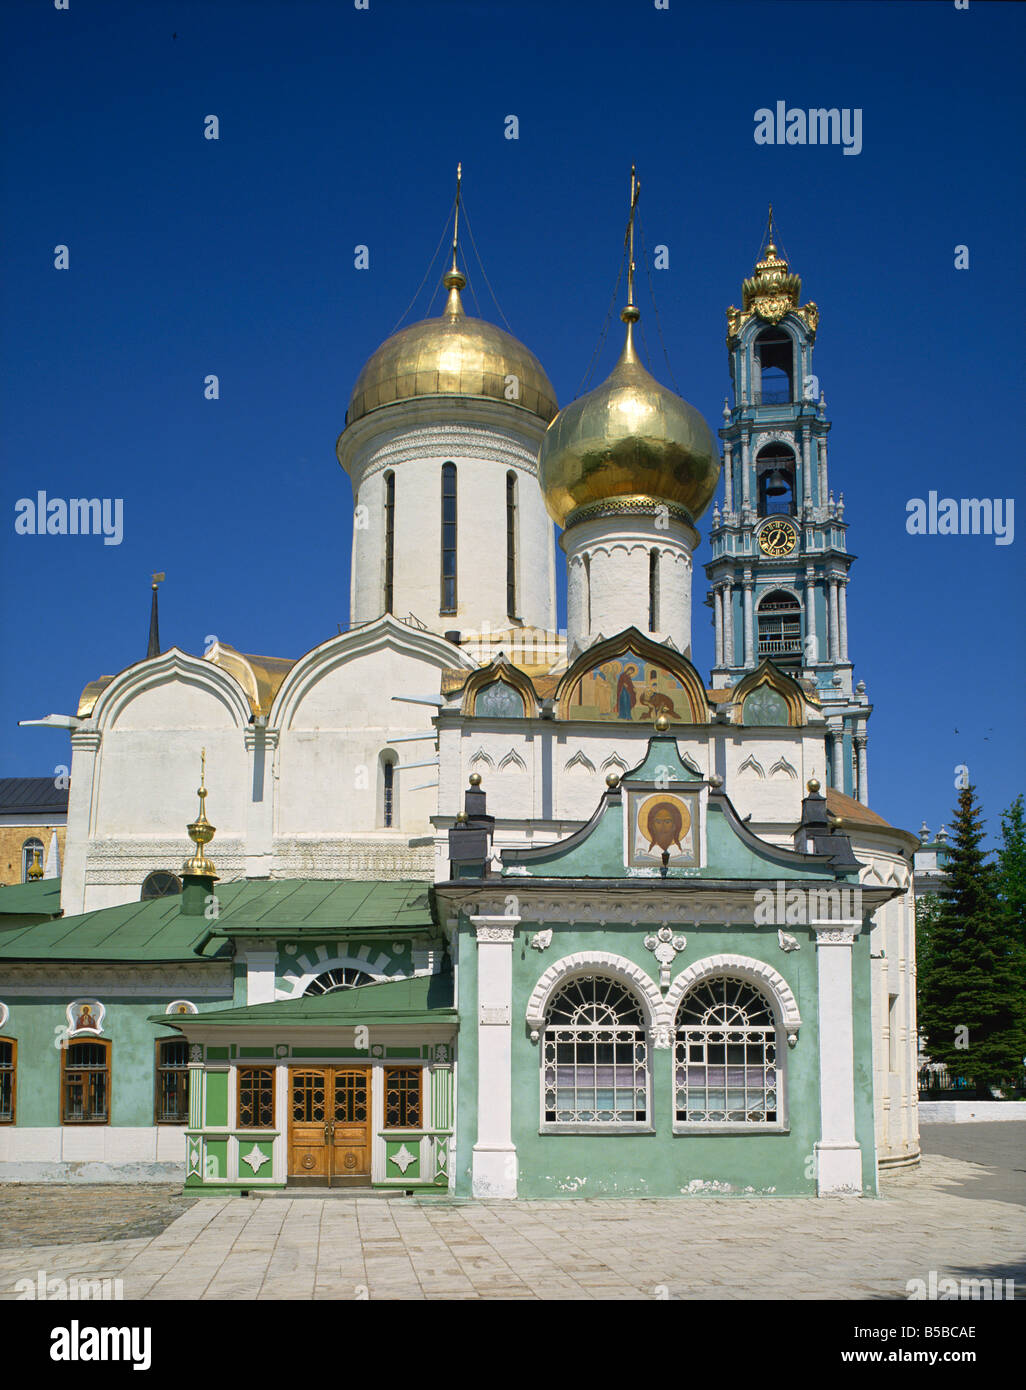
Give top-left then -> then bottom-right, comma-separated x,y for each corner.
705,209 -> 871,803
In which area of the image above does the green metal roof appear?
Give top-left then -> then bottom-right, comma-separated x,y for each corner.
152,969 -> 456,1028
0,879 -> 436,963
0,877 -> 63,923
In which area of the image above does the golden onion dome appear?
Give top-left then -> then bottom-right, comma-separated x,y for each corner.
538,307 -> 720,529
343,268 -> 558,433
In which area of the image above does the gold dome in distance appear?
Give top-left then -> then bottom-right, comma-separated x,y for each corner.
538,167 -> 719,529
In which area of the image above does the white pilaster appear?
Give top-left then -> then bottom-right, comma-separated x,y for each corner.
801,431 -> 813,512
723,583 -> 734,666
829,721 -> 845,789
855,734 -> 869,807
741,437 -> 751,512
470,914 -> 519,1198
714,587 -> 724,667
239,947 -> 278,1005
742,574 -> 755,666
828,577 -> 840,662
61,728 -> 102,916
813,925 -> 864,1194
723,443 -> 733,516
838,579 -> 850,662
244,726 -> 278,878
817,438 -> 828,513
804,566 -> 818,665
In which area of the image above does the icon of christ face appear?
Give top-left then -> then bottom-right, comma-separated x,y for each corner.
646,800 -> 684,853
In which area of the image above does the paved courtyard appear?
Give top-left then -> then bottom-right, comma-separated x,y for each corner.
1,1125 -> 1023,1300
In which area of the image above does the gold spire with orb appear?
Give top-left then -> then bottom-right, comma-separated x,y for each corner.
340,164 -> 557,442
537,166 -> 720,529
182,749 -> 218,879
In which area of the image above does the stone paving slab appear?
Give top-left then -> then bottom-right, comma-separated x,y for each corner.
1,1149 -> 1024,1300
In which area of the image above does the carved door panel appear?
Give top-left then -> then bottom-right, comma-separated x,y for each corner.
331,1067 -> 371,1184
288,1068 -> 330,1183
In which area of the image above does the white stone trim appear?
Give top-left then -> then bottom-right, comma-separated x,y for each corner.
663,954 -> 802,1042
525,951 -> 663,1032
276,949 -> 397,999
89,648 -> 253,731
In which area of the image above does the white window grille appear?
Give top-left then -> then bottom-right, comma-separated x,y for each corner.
304,967 -> 374,997
674,977 -> 779,1126
542,976 -> 649,1128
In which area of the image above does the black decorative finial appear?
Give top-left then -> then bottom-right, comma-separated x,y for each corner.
148,572 -> 165,659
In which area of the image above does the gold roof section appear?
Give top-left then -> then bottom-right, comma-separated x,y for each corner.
202,643 -> 296,716
341,165 -> 557,438
538,166 -> 719,528
77,645 -> 296,719
726,210 -> 819,342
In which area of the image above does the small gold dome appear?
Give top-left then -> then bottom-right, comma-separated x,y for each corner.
538,314 -> 720,528
342,269 -> 557,437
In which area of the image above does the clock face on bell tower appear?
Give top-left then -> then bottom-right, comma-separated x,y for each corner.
758,519 -> 799,557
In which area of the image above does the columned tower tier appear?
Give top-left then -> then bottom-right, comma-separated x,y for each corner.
705,232 -> 871,804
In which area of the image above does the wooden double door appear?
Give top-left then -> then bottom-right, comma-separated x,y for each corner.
288,1067 -> 370,1186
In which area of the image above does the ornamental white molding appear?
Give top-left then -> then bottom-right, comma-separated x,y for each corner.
497,749 -> 527,773
0,964 -> 232,996
769,757 -> 799,781
241,1144 -> 270,1174
469,748 -> 494,769
361,424 -> 541,481
738,756 -> 766,780
663,954 -> 802,1044
276,948 -> 398,999
644,927 -> 687,991
471,916 -> 518,944
89,647 -> 253,732
814,928 -> 857,945
456,892 -> 756,927
84,839 -> 246,883
270,840 -> 433,878
525,951 -> 663,1033
600,753 -> 628,774
564,751 -> 596,775
0,1003 -> 8,1029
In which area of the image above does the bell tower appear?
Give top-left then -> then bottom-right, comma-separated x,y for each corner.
704,214 -> 871,803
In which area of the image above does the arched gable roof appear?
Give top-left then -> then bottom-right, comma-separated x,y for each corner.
88,648 -> 254,731
460,656 -> 539,717
555,628 -> 710,724
731,659 -> 811,727
268,613 -> 475,730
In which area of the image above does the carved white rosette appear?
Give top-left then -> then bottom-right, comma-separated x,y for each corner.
643,926 -> 687,991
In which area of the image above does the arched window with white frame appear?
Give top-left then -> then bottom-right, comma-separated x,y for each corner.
674,976 -> 780,1127
541,975 -> 650,1129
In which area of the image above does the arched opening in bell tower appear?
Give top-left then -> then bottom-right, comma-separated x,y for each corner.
753,326 -> 794,403
756,589 -> 802,668
756,446 -> 797,517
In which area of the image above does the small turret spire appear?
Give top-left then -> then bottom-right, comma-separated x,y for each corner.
443,162 -> 467,318
147,572 -> 165,659
618,164 -> 642,363
182,747 -> 217,878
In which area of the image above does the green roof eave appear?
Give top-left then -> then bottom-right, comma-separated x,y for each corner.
0,879 -> 437,963
0,877 -> 63,923
150,970 -> 457,1028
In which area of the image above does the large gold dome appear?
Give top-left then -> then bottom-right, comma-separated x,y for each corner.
344,269 -> 558,431
538,312 -> 720,528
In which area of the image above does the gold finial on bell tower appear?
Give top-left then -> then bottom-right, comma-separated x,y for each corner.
183,747 -> 217,878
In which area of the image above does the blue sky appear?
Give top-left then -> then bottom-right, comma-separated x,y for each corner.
1,0 -> 1023,844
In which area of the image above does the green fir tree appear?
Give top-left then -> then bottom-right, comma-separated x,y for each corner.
996,793 -> 1026,954
917,785 -> 1026,1093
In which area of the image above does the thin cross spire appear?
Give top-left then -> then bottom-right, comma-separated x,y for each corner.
625,163 -> 641,309
451,161 -> 462,273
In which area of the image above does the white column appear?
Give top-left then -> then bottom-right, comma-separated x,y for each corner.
470,915 -> 519,1198
801,431 -> 813,513
855,734 -> 869,806
740,437 -> 751,513
838,579 -> 850,662
714,587 -> 724,667
723,583 -> 735,666
813,926 -> 864,1194
830,721 -> 845,789
828,577 -> 840,662
62,728 -> 102,915
566,555 -> 586,654
804,566 -> 818,665
723,443 -> 734,516
743,575 -> 755,666
817,438 -> 828,513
